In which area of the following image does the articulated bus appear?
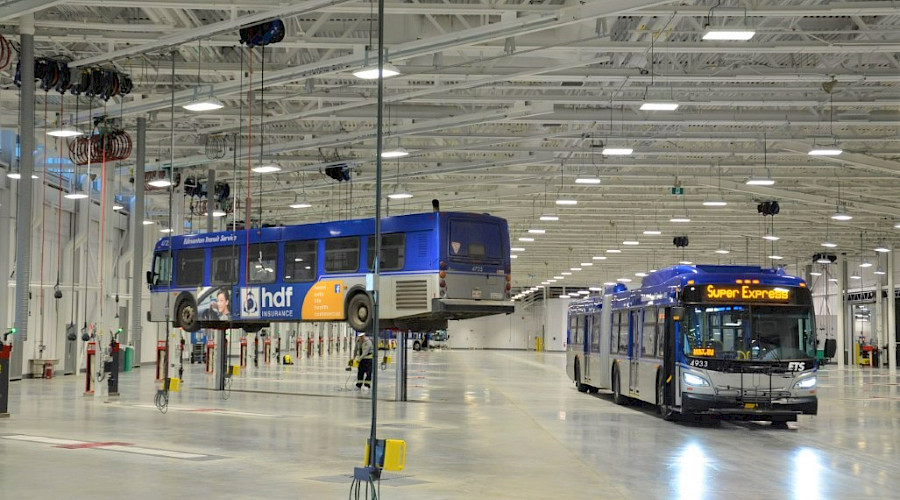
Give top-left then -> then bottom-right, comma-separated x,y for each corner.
147,211 -> 513,333
566,265 -> 818,423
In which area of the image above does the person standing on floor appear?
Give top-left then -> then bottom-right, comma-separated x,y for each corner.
354,331 -> 374,390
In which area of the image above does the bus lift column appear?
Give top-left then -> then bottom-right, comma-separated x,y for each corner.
155,340 -> 166,380
240,337 -> 248,367
107,329 -> 122,399
85,341 -> 97,395
1,329 -> 15,417
307,333 -> 314,358
206,340 -> 215,373
264,336 -> 271,364
253,334 -> 259,368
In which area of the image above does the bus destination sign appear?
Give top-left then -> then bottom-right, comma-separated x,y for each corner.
704,284 -> 790,302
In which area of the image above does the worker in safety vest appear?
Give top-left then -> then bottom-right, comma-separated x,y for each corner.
354,331 -> 374,389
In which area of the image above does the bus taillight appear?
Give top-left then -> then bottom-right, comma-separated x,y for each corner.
439,279 -> 447,297
439,261 -> 447,270
439,270 -> 446,279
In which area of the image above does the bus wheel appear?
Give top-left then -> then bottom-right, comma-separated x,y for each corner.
612,367 -> 625,405
347,293 -> 373,332
176,297 -> 200,332
657,374 -> 674,421
575,360 -> 588,393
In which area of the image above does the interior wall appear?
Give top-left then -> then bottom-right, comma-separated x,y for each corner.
448,301 -> 545,350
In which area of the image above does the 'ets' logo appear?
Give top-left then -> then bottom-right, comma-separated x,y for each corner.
241,287 -> 294,319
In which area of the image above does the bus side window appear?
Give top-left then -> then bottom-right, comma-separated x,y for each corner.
618,311 -> 629,354
152,252 -> 172,285
367,234 -> 405,271
284,241 -> 317,282
656,309 -> 666,358
591,313 -> 602,352
210,246 -> 238,285
569,315 -> 577,344
247,243 -> 278,284
610,312 -> 619,353
325,237 -> 360,273
175,249 -> 205,287
643,307 -> 657,357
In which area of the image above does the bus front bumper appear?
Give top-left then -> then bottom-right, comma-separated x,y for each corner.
682,393 -> 818,418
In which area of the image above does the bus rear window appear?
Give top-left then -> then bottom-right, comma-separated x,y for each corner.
449,220 -> 502,261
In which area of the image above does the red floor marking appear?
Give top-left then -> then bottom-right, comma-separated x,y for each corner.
55,442 -> 133,449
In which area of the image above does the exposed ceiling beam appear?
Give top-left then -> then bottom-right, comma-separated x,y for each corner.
0,0 -> 64,21
69,0 -> 357,67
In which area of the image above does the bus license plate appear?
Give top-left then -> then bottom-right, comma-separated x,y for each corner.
744,403 -> 757,409
472,289 -> 483,299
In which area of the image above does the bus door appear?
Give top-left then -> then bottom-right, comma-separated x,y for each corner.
582,315 -> 591,381
629,309 -> 642,396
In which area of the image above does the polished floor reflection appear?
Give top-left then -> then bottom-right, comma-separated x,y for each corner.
1,349 -> 898,499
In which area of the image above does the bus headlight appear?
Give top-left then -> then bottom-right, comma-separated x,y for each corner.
793,376 -> 816,389
683,372 -> 709,387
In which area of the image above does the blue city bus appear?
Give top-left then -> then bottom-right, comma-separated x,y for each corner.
147,211 -> 513,333
566,265 -> 818,423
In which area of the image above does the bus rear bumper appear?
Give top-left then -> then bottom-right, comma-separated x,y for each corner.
681,393 -> 817,418
431,299 -> 514,319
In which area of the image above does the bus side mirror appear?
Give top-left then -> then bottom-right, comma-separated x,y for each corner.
146,271 -> 154,285
672,307 -> 685,321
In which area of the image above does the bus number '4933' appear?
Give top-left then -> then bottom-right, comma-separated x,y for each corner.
689,359 -> 709,368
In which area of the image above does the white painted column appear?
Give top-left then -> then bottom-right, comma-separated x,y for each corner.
836,255 -> 846,368
875,270 -> 883,366
888,249 -> 896,374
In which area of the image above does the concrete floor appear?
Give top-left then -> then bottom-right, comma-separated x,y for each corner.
1,348 -> 899,499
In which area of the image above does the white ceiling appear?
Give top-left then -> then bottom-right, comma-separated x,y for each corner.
4,0 -> 900,287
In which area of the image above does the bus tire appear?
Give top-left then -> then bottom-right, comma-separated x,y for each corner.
243,324 -> 263,334
657,373 -> 674,421
575,359 -> 588,393
175,296 -> 200,332
612,366 -> 625,405
347,293 -> 372,332
412,340 -> 421,351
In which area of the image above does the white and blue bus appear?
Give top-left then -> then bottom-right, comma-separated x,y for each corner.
566,265 -> 818,423
147,211 -> 513,333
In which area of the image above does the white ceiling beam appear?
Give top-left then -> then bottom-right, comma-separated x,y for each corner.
69,0 -> 357,67
0,0 -> 64,21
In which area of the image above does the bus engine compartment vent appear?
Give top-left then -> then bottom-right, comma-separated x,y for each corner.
395,280 -> 428,309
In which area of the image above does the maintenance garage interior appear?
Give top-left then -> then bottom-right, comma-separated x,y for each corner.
1,1 -> 900,499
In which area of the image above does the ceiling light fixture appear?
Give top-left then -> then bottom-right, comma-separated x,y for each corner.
142,220 -> 154,226
528,229 -> 546,234
252,163 -> 282,174
601,147 -> 633,156
182,95 -> 224,112
821,241 -> 837,248
381,146 -> 409,159
702,28 -> 756,41
353,61 -> 401,80
768,255 -> 783,260
592,255 -> 607,260
574,175 -> 601,185
702,200 -> 727,207
808,147 -> 842,156
64,191 -> 88,200
606,249 -> 621,254
874,244 -> 890,253
639,101 -> 679,111
715,248 -> 730,255
212,209 -> 227,217
622,239 -> 639,246
746,176 -> 775,186
148,178 -> 173,188
643,229 -> 662,236
540,214 -> 559,221
112,203 -> 124,211
518,237 -> 534,242
47,124 -> 83,138
669,216 -> 691,223
511,247 -> 525,252
160,228 -> 174,234
555,198 -> 577,206
831,208 -> 852,221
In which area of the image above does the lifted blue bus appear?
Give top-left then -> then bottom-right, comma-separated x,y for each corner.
147,211 -> 513,333
566,265 -> 818,423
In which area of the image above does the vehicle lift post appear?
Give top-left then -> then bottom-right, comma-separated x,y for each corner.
0,329 -> 15,417
107,329 -> 122,398
216,329 -> 228,391
85,341 -> 97,395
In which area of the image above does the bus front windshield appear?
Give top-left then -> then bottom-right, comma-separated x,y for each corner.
683,305 -> 815,361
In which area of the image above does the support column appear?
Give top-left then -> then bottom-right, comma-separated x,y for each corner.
876,270 -> 883,366
11,14 -> 36,386
207,168 -> 215,233
395,330 -> 407,401
216,329 -> 227,390
888,249 -> 897,373
131,117 -> 146,364
836,254 -> 846,368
